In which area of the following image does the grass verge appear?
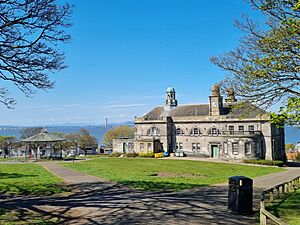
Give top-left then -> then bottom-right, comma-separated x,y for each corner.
266,189 -> 300,225
63,158 -> 284,191
0,163 -> 66,195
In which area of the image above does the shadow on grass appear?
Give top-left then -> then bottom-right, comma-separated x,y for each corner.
0,172 -> 38,179
0,181 -> 256,224
266,191 -> 300,218
118,180 -> 207,191
0,208 -> 57,225
0,183 -> 68,196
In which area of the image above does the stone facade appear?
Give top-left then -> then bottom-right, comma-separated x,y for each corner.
113,84 -> 285,161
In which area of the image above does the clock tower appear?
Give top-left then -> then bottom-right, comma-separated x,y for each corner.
209,83 -> 222,116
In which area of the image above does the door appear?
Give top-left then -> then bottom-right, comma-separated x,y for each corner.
212,145 -> 219,158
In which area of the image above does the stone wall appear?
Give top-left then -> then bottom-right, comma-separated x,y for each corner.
134,114 -> 285,160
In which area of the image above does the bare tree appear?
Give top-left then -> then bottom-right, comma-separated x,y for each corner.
0,0 -> 73,107
20,127 -> 43,139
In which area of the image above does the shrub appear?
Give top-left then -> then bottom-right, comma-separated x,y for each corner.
108,152 -> 123,157
243,159 -> 285,167
125,152 -> 139,157
138,152 -> 154,158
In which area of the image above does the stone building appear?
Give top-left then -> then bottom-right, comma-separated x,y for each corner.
113,84 -> 285,161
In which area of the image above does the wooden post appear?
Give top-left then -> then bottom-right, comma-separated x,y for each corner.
276,186 -> 280,199
269,189 -> 274,202
260,197 -> 267,225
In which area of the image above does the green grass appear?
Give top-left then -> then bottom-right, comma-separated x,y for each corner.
63,158 -> 284,191
0,157 -> 24,162
266,189 -> 300,225
0,164 -> 66,195
0,208 -> 58,225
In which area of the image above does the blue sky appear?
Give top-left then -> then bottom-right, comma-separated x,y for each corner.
0,0 -> 262,126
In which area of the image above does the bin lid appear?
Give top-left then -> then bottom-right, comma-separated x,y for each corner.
229,176 -> 252,181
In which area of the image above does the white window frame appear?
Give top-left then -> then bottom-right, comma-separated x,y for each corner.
245,142 -> 251,155
232,142 -> 239,155
224,142 -> 228,154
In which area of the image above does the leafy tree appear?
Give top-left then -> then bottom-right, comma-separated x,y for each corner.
103,126 -> 135,147
20,127 -> 44,139
0,136 -> 16,157
0,0 -> 73,107
76,129 -> 98,156
285,143 -> 295,152
210,0 -> 300,126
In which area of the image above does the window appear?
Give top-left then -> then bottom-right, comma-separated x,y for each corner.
128,143 -> 134,151
176,142 -> 183,150
208,128 -> 221,136
252,142 -> 258,153
192,143 -> 196,151
245,142 -> 251,155
179,143 -> 183,150
147,143 -> 152,151
238,126 -> 244,135
192,143 -> 201,152
140,143 -> 144,151
175,128 -> 184,135
249,125 -> 255,135
224,143 -> 228,154
232,142 -> 239,155
147,127 -> 160,136
229,126 -> 234,135
190,127 -> 202,136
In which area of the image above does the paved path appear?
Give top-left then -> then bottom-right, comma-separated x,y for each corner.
40,162 -> 107,184
254,167 -> 300,189
1,161 -> 299,225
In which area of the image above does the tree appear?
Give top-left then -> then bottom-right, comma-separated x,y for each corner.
0,136 -> 16,157
20,127 -> 43,139
210,0 -> 300,126
103,126 -> 135,147
0,0 -> 73,108
76,129 -> 98,156
285,143 -> 295,152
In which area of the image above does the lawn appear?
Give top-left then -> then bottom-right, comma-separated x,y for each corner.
63,158 -> 284,191
267,189 -> 300,225
0,208 -> 58,225
0,163 -> 66,195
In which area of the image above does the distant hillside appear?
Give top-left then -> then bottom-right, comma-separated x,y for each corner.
0,122 -> 134,144
0,123 -> 298,144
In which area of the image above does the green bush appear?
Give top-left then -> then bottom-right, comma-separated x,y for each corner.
125,152 -> 139,157
108,152 -> 123,157
243,159 -> 285,167
138,152 -> 155,158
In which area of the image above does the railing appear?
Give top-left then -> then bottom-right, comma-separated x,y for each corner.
260,176 -> 300,225
222,131 -> 262,136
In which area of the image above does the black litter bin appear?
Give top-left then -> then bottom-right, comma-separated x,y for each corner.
228,176 -> 253,214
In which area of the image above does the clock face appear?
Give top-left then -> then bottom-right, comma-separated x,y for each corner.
212,102 -> 217,107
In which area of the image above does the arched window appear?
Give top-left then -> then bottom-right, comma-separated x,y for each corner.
190,127 -> 202,136
208,128 -> 221,136
175,128 -> 184,135
147,127 -> 160,136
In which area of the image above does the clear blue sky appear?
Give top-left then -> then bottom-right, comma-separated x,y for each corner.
0,0 -> 262,126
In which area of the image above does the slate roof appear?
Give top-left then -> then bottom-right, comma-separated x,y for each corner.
143,102 -> 267,119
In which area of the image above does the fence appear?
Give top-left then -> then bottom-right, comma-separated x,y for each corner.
260,176 -> 300,225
